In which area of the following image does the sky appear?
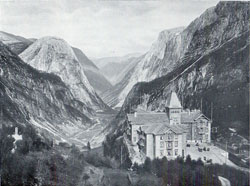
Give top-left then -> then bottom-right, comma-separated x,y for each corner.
0,0 -> 222,58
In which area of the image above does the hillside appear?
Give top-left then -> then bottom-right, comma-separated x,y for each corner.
0,32 -> 112,95
104,2 -> 250,109
19,37 -> 110,111
72,47 -> 113,94
0,41 -> 96,145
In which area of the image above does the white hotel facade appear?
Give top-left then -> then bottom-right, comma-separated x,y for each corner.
126,92 -> 211,160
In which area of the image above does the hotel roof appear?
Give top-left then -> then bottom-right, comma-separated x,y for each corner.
143,123 -> 186,135
127,112 -> 169,125
181,110 -> 211,123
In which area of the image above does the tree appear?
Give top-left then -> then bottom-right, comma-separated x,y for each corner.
185,155 -> 192,165
143,157 -> 152,173
132,162 -> 139,171
87,141 -> 91,151
82,173 -> 90,185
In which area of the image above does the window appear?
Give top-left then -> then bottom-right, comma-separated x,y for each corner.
167,150 -> 172,156
160,150 -> 164,156
160,136 -> 164,140
160,142 -> 164,148
175,141 -> 178,147
175,149 -> 178,156
133,137 -> 136,142
167,142 -> 172,148
174,135 -> 178,140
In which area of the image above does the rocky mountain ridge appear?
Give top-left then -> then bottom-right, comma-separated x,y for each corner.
104,1 -> 250,108
19,37 -> 109,111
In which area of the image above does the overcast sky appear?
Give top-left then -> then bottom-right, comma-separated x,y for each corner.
0,0 -> 222,58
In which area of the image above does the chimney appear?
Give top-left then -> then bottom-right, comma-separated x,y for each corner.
134,112 -> 137,118
15,127 -> 18,135
188,110 -> 190,115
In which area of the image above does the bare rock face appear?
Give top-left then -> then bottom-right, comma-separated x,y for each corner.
19,37 -> 109,111
105,1 -> 250,108
0,41 -> 97,144
118,2 -> 249,137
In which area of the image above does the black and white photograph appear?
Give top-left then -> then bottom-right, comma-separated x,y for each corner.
0,0 -> 249,185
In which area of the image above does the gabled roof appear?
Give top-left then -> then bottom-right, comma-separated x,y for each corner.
127,112 -> 169,125
143,123 -> 186,135
166,91 -> 182,108
181,110 -> 211,123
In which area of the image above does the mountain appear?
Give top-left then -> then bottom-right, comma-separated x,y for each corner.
92,53 -> 142,85
104,1 -> 250,109
0,31 -> 33,54
0,32 -> 112,95
0,41 -> 96,145
72,47 -> 112,94
93,53 -> 141,68
102,27 -> 186,107
119,1 -> 249,137
100,55 -> 144,106
19,37 -> 109,111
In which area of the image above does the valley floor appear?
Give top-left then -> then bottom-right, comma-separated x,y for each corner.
67,112 -> 117,148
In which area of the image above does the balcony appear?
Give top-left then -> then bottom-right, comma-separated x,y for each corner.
199,131 -> 205,135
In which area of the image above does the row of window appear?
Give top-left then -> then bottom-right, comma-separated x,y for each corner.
171,110 -> 180,113
160,149 -> 179,156
160,141 -> 178,148
160,135 -> 178,140
194,127 -> 209,133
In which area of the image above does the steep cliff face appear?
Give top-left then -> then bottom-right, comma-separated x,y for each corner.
0,42 -> 95,144
72,47 -> 113,94
19,37 -> 109,111
0,31 -> 33,54
117,2 -> 249,137
115,27 -> 185,107
105,1 -> 250,108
